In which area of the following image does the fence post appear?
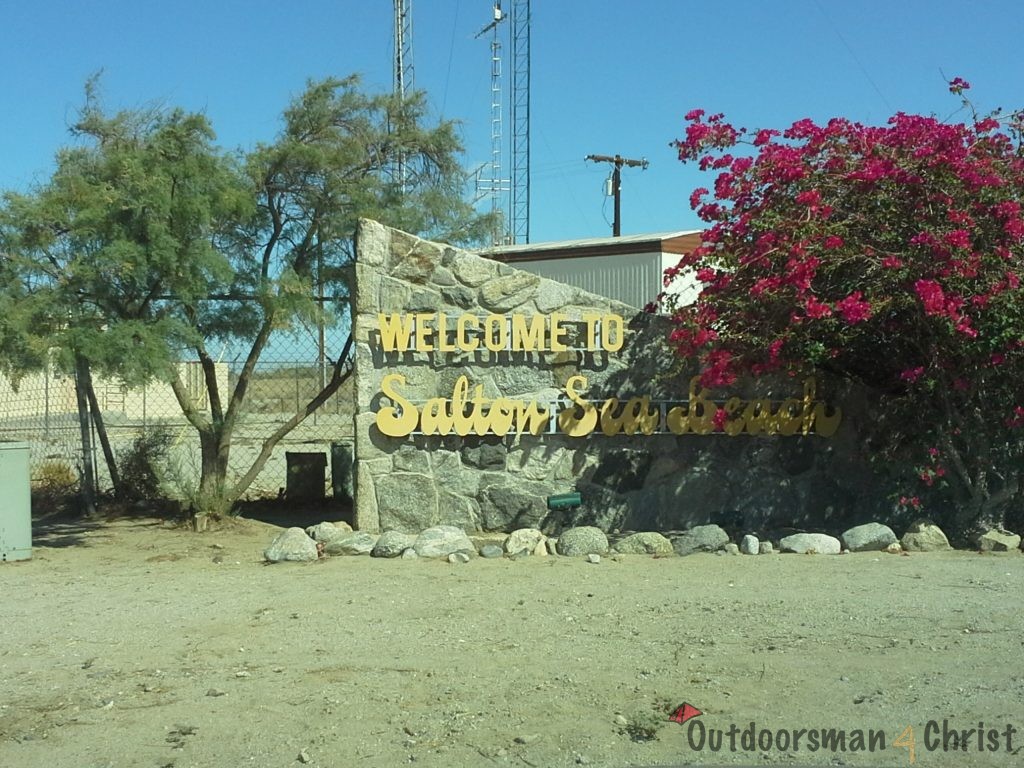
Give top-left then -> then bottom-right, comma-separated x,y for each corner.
44,361 -> 50,442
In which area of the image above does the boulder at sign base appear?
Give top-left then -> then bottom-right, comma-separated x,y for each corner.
264,528 -> 318,563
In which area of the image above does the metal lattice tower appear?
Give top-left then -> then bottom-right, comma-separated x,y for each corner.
394,0 -> 414,190
475,3 -> 509,245
510,0 -> 530,244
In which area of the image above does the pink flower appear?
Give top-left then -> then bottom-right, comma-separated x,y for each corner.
944,229 -> 971,250
881,255 -> 903,269
700,349 -> 737,388
712,408 -> 728,432
750,276 -> 782,297
685,108 -> 705,122
948,77 -> 971,94
836,291 -> 872,323
696,267 -> 717,283
795,189 -> 822,208
900,367 -> 925,382
823,235 -> 844,249
804,296 -> 833,319
914,279 -> 947,316
1007,406 -> 1024,428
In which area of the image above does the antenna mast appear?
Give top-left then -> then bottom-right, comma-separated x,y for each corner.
475,2 -> 509,245
394,0 -> 414,190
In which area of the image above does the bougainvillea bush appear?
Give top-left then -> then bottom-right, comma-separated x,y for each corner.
662,81 -> 1024,540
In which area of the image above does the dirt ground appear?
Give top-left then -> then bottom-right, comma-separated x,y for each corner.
2,513 -> 1022,768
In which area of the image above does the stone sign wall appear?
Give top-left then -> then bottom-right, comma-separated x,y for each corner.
351,219 -> 889,537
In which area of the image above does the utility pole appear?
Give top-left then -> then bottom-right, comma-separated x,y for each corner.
585,153 -> 649,236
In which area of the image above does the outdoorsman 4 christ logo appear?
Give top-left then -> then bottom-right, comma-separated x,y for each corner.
668,703 -> 1019,764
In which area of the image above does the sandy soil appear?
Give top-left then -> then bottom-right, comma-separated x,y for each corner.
2,514 -> 1022,768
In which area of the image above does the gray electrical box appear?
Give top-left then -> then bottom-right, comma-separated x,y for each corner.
0,441 -> 32,562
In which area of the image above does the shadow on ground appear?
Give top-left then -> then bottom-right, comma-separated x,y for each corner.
234,498 -> 353,530
30,492 -> 182,549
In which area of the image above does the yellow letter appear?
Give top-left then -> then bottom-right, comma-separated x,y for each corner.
602,314 -> 625,352
666,405 -> 689,434
456,314 -> 479,351
375,374 -> 419,436
722,396 -> 746,436
436,313 -> 456,352
470,383 -> 491,435
582,313 -> 601,350
774,398 -> 802,436
801,377 -> 818,435
557,375 -> 597,436
743,398 -> 773,436
450,376 -> 473,436
813,403 -> 842,437
550,313 -> 568,352
599,397 -> 624,436
484,314 -> 507,352
511,314 -> 545,352
420,396 -> 455,435
512,400 -> 550,436
414,313 -> 435,352
687,376 -> 717,435
377,314 -> 415,352
488,400 -> 515,436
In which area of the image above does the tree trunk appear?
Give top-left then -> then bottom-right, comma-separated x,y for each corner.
83,367 -> 122,499
225,333 -> 354,505
194,428 -> 231,527
73,354 -> 97,517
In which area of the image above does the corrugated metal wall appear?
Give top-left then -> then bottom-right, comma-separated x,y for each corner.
510,252 -> 661,310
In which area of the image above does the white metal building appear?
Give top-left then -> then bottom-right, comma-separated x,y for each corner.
484,230 -> 703,310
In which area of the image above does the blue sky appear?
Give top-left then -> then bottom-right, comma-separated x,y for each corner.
3,1 -> 1023,244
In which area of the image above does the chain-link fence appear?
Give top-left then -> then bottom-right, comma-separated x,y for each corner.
0,329 -> 356,504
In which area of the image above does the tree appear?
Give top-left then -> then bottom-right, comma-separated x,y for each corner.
1,75 -> 493,522
662,80 -> 1024,540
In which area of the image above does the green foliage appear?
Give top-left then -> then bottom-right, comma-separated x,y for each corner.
1,74 -> 491,516
665,91 -> 1024,537
117,430 -> 175,503
32,459 -> 78,493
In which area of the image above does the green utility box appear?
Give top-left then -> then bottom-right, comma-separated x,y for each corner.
0,442 -> 32,562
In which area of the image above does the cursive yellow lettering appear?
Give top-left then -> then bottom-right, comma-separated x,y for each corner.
375,374 -> 419,436
558,374 -> 598,436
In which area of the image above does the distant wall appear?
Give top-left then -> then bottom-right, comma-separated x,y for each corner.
351,220 -> 890,536
0,362 -> 228,422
